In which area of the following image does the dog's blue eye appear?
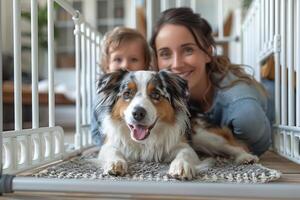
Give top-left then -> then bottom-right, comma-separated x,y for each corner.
123,90 -> 133,100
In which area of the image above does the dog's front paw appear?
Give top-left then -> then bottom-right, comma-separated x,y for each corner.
104,160 -> 128,176
168,159 -> 195,180
235,153 -> 259,164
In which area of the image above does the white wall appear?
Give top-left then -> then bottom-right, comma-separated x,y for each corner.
196,0 -> 242,32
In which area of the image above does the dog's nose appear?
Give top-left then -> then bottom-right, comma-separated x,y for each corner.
132,106 -> 146,121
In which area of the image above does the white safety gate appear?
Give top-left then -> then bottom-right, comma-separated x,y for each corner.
0,0 -> 100,175
242,0 -> 300,164
0,0 -> 300,198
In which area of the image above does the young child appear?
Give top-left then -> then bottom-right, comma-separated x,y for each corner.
100,26 -> 151,73
91,27 -> 151,146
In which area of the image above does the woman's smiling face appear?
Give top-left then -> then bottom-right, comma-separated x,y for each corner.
155,24 -> 211,93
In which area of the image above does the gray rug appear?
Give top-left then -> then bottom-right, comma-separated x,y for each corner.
31,152 -> 281,183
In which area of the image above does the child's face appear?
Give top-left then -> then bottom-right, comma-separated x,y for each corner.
108,40 -> 146,72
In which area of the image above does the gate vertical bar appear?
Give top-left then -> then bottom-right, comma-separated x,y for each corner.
146,0 -> 153,40
31,0 -> 39,129
287,0 -> 294,126
0,0 -> 3,175
218,0 -> 224,39
78,24 -> 85,149
73,11 -> 82,151
161,0 -> 168,11
13,0 -> 22,131
91,31 -> 96,103
191,0 -> 196,11
96,35 -> 101,75
86,26 -> 91,126
130,0 -> 137,28
269,0 -> 274,49
296,0 -> 300,126
255,2 -> 260,80
266,0 -> 269,47
280,0 -> 287,125
260,0 -> 266,52
47,0 -> 55,127
274,0 -> 281,125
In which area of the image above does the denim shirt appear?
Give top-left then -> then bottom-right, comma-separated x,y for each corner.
190,72 -> 272,156
90,95 -> 105,147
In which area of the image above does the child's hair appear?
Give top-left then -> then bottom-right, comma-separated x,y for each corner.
100,27 -> 151,73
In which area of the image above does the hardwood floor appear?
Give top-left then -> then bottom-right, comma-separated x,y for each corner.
259,151 -> 300,183
1,151 -> 300,200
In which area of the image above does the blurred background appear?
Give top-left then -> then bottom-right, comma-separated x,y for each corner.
1,0 -> 251,131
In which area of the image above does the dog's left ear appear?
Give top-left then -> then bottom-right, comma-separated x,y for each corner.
158,70 -> 190,112
159,70 -> 189,99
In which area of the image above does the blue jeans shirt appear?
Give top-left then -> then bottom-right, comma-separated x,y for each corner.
90,96 -> 105,147
189,73 -> 273,156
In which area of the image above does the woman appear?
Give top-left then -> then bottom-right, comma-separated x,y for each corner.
150,7 -> 272,156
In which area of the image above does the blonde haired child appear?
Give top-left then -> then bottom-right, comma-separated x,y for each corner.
92,26 -> 151,145
100,26 -> 151,73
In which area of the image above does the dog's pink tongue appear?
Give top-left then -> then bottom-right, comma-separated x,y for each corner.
133,126 -> 148,140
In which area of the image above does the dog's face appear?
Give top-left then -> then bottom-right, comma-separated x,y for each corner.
96,70 -> 190,143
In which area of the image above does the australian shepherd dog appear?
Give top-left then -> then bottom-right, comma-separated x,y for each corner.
95,70 -> 258,180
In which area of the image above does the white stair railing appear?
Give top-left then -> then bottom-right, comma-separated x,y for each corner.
242,0 -> 300,164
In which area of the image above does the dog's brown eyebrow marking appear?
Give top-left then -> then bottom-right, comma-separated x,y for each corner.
120,74 -> 136,91
148,75 -> 169,99
127,81 -> 137,91
147,82 -> 156,94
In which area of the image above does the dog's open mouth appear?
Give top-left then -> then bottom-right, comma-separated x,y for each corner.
128,119 -> 158,141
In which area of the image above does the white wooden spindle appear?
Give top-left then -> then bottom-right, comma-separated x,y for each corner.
80,24 -> 87,126
91,31 -> 96,101
270,0 -> 274,49
13,0 -> 22,131
255,3 -> 260,79
218,0 -> 224,39
287,0 -> 294,126
191,0 -> 196,11
280,0 -> 287,125
259,0 -> 263,51
0,0 -> 3,175
176,0 -> 183,7
96,35 -> 102,75
74,12 -> 82,150
146,0 -> 153,40
47,0 -> 55,127
266,0 -> 270,48
274,0 -> 281,125
86,26 -> 92,124
296,0 -> 300,126
261,0 -> 267,52
129,0 -> 137,28
31,0 -> 39,129
161,0 -> 168,11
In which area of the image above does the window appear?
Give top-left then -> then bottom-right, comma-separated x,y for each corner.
96,0 -> 125,35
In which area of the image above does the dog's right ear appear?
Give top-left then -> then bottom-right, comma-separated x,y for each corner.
96,70 -> 128,107
97,69 -> 128,94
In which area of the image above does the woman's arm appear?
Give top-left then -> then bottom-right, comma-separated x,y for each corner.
225,98 -> 272,156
